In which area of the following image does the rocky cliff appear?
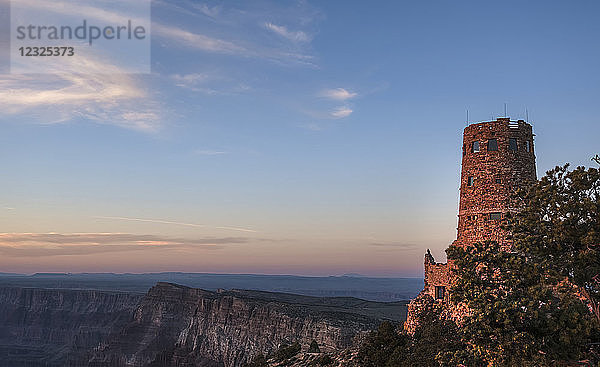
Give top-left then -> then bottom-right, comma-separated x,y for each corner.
0,287 -> 141,367
0,283 -> 406,367
87,283 -> 405,367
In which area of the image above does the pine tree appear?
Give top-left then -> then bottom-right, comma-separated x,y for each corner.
445,164 -> 600,365
308,340 -> 320,353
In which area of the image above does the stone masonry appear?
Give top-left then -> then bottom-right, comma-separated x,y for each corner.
404,118 -> 537,333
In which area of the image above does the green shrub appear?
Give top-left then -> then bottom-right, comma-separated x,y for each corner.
308,340 -> 320,353
274,342 -> 301,362
244,354 -> 268,367
317,354 -> 333,365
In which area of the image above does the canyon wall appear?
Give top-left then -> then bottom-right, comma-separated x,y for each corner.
0,287 -> 141,367
88,283 -> 395,366
0,283 -> 405,367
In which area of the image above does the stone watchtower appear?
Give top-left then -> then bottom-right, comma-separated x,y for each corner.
404,118 -> 537,333
455,118 -> 536,248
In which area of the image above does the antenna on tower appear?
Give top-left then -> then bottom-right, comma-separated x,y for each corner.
466,109 -> 469,125
526,108 -> 529,122
504,103 -> 507,118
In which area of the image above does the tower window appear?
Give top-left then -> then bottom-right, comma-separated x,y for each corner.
435,286 -> 446,300
487,139 -> 498,151
471,141 -> 480,153
526,140 -> 531,152
467,176 -> 474,186
489,212 -> 502,220
495,178 -> 502,184
509,138 -> 518,151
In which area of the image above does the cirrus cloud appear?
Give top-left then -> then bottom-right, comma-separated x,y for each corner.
0,233 -> 252,257
0,55 -> 162,132
330,106 -> 353,119
263,22 -> 311,43
320,88 -> 357,101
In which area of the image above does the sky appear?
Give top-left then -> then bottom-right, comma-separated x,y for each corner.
0,0 -> 599,277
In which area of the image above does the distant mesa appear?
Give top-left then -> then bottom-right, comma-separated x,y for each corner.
340,273 -> 367,278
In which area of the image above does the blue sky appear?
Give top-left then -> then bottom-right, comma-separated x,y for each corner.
0,0 -> 599,276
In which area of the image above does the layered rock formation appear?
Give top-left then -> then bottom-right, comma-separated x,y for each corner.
0,287 -> 141,367
88,283 -> 402,367
0,283 -> 406,366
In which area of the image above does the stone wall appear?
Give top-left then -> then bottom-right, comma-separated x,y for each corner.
404,251 -> 451,333
423,250 -> 451,301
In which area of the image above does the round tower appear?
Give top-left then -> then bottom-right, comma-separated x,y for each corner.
455,118 -> 537,248
405,117 -> 539,334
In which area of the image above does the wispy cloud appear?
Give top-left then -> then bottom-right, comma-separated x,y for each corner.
5,0 -> 323,131
15,0 -> 322,64
172,73 -> 211,87
320,88 -> 357,101
304,88 -> 357,122
170,73 -> 250,95
155,24 -> 316,65
94,216 -> 257,233
195,149 -> 229,156
13,0 -> 253,58
264,22 -> 311,43
153,24 -> 247,54
192,3 -> 222,19
300,106 -> 353,121
0,233 -> 250,257
154,1 -> 222,20
330,106 -> 353,119
156,2 -> 321,65
0,56 -> 162,132
0,0 -> 163,131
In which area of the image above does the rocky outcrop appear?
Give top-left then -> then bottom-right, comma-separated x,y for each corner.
0,283 -> 406,367
88,283 -> 403,367
0,287 -> 141,367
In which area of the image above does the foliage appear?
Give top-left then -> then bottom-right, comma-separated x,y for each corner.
445,164 -> 600,365
308,339 -> 321,353
244,354 -> 268,367
512,164 -> 600,324
273,342 -> 301,362
313,354 -> 333,366
446,241 -> 594,365
357,321 -> 408,367
408,298 -> 465,366
357,306 -> 464,367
